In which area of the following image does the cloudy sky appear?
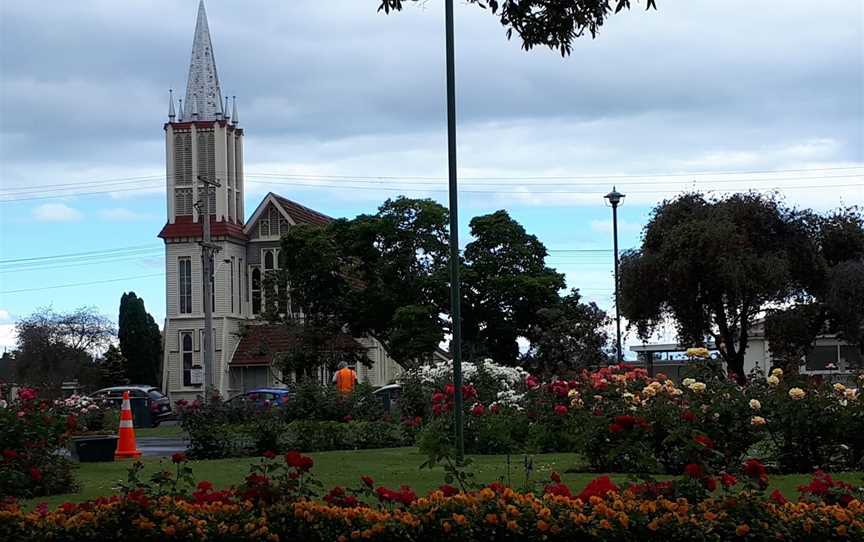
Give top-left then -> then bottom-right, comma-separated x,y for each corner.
0,0 -> 861,351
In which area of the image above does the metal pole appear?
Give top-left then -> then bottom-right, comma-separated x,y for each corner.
444,0 -> 464,459
612,201 -> 622,363
197,175 -> 221,400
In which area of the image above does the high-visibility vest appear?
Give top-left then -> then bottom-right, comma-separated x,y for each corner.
335,367 -> 356,394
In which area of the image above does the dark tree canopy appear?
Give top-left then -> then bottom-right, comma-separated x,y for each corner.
619,193 -> 821,381
379,0 -> 658,55
118,292 -> 162,386
462,210 -> 566,363
13,307 -> 115,392
524,289 -> 609,377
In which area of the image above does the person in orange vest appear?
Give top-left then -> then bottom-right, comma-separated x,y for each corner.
332,362 -> 357,394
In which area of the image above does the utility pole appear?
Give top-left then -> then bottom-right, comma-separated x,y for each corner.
444,0 -> 464,459
196,175 -> 221,399
604,187 -> 625,364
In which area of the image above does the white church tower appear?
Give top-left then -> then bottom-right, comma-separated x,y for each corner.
160,1 -> 248,400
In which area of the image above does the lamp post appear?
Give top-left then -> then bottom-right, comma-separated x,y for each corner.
604,187 -> 625,363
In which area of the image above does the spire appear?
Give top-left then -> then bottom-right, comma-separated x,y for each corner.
224,96 -> 231,121
178,98 -> 185,121
168,89 -> 176,121
184,0 -> 223,121
231,96 -> 238,125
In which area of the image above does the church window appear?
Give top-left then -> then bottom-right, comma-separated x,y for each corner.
229,257 -> 235,313
251,267 -> 262,315
175,188 -> 193,216
181,332 -> 194,386
174,132 -> 193,185
259,219 -> 270,238
264,250 -> 275,271
236,192 -> 243,223
178,257 -> 192,314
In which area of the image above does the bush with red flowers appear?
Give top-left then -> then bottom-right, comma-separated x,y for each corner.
0,389 -> 77,498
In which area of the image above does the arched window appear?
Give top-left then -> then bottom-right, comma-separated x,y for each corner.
264,250 -> 274,271
251,268 -> 262,315
181,333 -> 194,386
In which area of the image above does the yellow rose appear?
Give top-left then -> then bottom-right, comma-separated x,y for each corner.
751,416 -> 766,426
749,399 -> 761,411
641,386 -> 657,397
833,383 -> 846,393
688,382 -> 707,393
686,347 -> 710,358
682,378 -> 696,387
788,387 -> 806,400
771,368 -> 783,378
767,375 -> 780,387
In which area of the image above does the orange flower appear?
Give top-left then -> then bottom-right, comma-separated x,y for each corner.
485,513 -> 499,525
736,524 -> 750,536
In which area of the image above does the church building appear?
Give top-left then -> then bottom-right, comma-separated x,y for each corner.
159,2 -> 403,402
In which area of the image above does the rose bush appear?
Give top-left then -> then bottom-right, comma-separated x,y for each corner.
1,454 -> 862,541
0,389 -> 77,498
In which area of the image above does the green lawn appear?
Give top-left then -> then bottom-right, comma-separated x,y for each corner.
25,448 -> 864,510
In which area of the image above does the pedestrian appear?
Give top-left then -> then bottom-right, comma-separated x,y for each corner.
332,361 -> 357,395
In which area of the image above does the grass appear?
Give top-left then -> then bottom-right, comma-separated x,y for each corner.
24,448 -> 864,510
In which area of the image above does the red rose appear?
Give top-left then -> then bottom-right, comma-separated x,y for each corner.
608,423 -> 623,434
743,459 -> 767,481
577,476 -> 619,501
550,471 -> 561,483
525,376 -> 539,389
444,384 -> 455,396
704,477 -> 717,491
554,404 -> 568,416
29,467 -> 43,481
544,482 -> 572,498
431,392 -> 445,404
769,489 -> 788,505
721,473 -> 738,487
197,481 -> 214,492
681,410 -> 696,423
172,452 -> 187,464
490,403 -> 500,414
439,484 -> 459,497
470,403 -> 485,416
694,435 -> 714,449
684,463 -> 703,478
262,450 -> 276,459
361,476 -> 375,487
2,449 -> 17,460
18,388 -> 37,401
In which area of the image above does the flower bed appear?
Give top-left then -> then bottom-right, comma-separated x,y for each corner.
412,360 -> 864,473
0,388 -> 78,498
1,453 -> 862,541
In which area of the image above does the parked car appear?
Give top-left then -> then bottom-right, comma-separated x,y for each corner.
373,383 -> 401,413
91,385 -> 173,427
226,387 -> 294,408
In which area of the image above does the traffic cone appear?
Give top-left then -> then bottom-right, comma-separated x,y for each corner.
115,390 -> 142,460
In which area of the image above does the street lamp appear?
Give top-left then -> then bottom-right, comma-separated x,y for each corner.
604,187 -> 625,363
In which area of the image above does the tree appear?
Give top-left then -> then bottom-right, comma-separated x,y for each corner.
13,307 -> 115,392
524,289 -> 609,377
282,197 -> 451,368
379,0 -> 658,55
272,319 -> 370,382
118,292 -> 162,386
619,193 -> 822,381
462,210 -> 566,363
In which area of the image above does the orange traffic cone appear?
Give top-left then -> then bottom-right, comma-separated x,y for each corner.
115,390 -> 142,460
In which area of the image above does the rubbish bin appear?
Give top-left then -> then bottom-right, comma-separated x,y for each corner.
129,397 -> 153,428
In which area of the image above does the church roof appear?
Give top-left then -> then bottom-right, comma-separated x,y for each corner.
231,324 -> 365,367
184,1 -> 223,121
271,194 -> 332,226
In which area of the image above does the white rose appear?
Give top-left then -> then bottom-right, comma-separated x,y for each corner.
749,399 -> 761,411
682,378 -> 696,387
689,382 -> 707,393
751,416 -> 766,426
767,375 -> 780,387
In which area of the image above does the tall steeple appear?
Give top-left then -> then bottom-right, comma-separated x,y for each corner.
184,0 -> 223,121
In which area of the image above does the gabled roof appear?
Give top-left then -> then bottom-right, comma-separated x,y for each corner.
231,324 -> 365,366
159,215 -> 247,241
243,192 -> 332,236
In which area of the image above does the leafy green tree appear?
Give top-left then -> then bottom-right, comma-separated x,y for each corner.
619,193 -> 821,381
378,0 -> 658,55
524,289 -> 609,377
462,210 -> 566,363
118,292 -> 162,386
764,304 -> 825,374
13,307 -> 115,393
271,320 -> 370,382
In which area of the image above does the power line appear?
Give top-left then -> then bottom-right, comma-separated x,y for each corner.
0,244 -> 160,264
0,273 -> 165,294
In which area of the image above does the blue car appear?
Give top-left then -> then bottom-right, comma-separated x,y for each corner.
227,387 -> 294,408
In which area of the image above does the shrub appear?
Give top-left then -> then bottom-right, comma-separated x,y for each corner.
0,389 -> 77,498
